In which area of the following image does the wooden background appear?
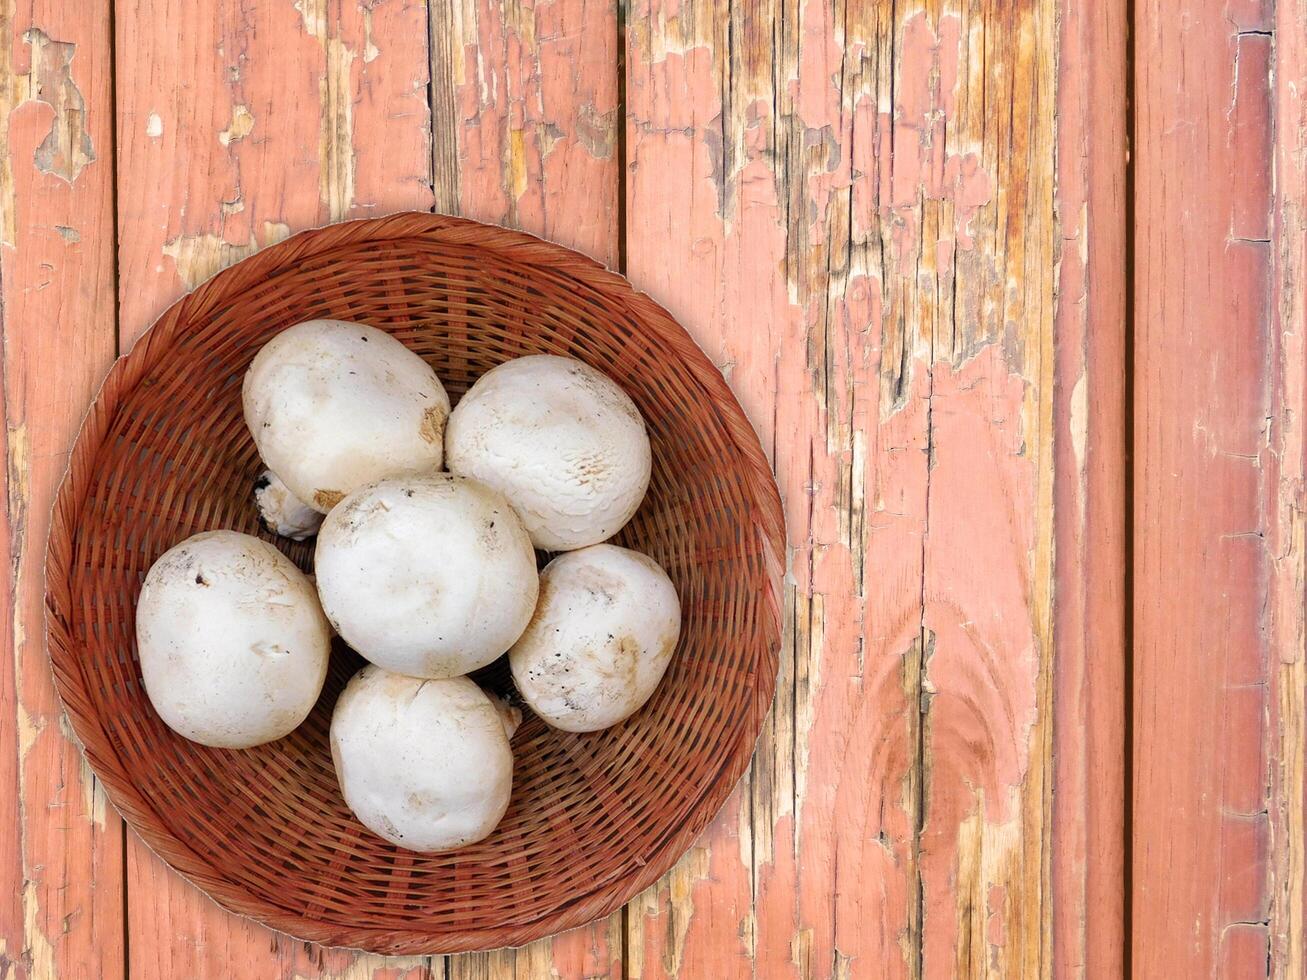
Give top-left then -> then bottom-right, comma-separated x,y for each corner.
0,0 -> 1301,977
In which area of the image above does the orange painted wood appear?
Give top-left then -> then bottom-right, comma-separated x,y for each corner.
428,0 -> 622,974
625,2 -> 1064,977
1270,1 -> 1307,975
113,2 -> 435,977
0,0 -> 1231,974
1052,0 -> 1128,975
0,4 -> 124,979
1133,0 -> 1275,975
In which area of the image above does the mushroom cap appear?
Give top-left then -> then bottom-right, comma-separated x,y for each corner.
314,474 -> 539,679
253,469 -> 324,541
509,544 -> 680,732
243,319 -> 451,514
136,530 -> 331,749
444,355 -> 651,551
330,667 -> 514,852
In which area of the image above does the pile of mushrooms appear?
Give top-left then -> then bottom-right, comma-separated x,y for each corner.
136,320 -> 680,853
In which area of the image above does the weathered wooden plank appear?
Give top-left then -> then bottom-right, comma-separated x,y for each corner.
428,0 -> 622,973
624,1 -> 1056,976
1270,1 -> 1307,976
1133,0 -> 1275,974
114,1 -> 435,976
0,2 -> 124,979
913,1 -> 1057,973
1051,0 -> 1128,975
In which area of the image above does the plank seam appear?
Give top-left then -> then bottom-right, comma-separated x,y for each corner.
1123,0 -> 1136,972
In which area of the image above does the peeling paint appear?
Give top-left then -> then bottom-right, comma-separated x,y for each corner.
361,3 -> 380,63
7,421 -> 30,665
319,37 -> 356,218
630,843 -> 713,979
293,0 -> 328,40
22,879 -> 54,980
295,0 -> 358,219
290,955 -> 430,980
145,112 -> 163,138
217,104 -> 254,146
884,14 -> 994,276
433,0 -> 619,263
20,29 -> 96,182
263,220 -> 292,245
161,232 -> 261,289
56,714 -> 106,829
16,702 -> 40,762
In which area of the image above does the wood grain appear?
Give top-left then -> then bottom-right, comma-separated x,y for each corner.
428,0 -> 623,974
8,0 -> 1288,974
1270,1 -> 1307,975
0,3 -> 123,979
1052,0 -> 1128,975
114,2 -> 435,977
624,1 -> 1058,976
1133,0 -> 1275,975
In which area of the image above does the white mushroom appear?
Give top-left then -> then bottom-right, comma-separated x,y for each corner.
330,666 -> 516,852
444,355 -> 652,551
243,319 -> 450,514
509,544 -> 680,732
135,530 -> 330,749
253,469 -> 324,541
314,474 -> 539,679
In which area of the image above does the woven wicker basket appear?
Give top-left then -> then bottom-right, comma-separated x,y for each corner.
45,212 -> 784,954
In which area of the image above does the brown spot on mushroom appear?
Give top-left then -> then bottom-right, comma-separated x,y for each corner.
314,489 -> 344,510
658,633 -> 678,662
419,404 -> 446,444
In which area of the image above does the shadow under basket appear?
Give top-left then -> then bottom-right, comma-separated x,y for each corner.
44,212 -> 785,955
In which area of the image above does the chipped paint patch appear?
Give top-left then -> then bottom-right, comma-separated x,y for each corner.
160,217 -> 287,290
161,232 -> 264,289
942,791 -> 1025,976
293,0 -> 328,39
6,422 -> 30,659
16,702 -> 41,762
7,422 -> 30,516
319,37 -> 356,218
630,843 -> 713,979
295,0 -> 357,219
361,3 -> 380,63
57,713 -> 106,828
1069,371 -> 1089,512
21,29 -> 95,182
662,844 -> 711,977
145,112 -> 163,138
22,878 -> 54,980
218,104 -> 254,146
884,14 -> 994,275
263,220 -> 292,245
54,224 -> 78,242
291,956 -> 429,980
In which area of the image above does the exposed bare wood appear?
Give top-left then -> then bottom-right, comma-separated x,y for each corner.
1270,1 -> 1307,976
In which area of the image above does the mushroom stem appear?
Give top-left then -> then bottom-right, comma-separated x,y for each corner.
487,693 -> 523,740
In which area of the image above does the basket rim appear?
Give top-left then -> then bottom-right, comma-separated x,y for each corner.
43,211 -> 786,955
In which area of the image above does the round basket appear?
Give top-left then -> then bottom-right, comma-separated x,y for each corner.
45,212 -> 784,954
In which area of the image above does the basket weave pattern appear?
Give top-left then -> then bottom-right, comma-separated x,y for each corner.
45,213 -> 784,954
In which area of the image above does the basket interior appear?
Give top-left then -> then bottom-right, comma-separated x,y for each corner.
55,229 -> 779,949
